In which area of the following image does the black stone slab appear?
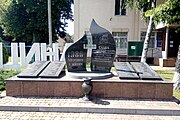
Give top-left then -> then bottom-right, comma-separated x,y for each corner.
65,35 -> 88,72
114,62 -> 139,79
39,61 -> 65,78
90,19 -> 116,72
17,61 -> 50,78
130,62 -> 162,80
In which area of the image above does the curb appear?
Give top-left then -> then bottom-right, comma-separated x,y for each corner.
0,105 -> 180,116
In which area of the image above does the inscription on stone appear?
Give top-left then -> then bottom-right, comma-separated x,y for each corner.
130,62 -> 162,80
65,35 -> 88,72
65,19 -> 116,74
39,61 -> 65,78
90,20 -> 116,72
17,61 -> 50,78
114,62 -> 139,79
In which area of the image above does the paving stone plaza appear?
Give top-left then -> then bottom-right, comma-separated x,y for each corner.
0,89 -> 180,119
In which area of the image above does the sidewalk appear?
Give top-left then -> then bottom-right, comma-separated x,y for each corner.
0,91 -> 180,119
0,111 -> 180,120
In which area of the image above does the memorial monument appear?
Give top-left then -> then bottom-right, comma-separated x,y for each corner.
6,20 -> 173,100
65,19 -> 116,79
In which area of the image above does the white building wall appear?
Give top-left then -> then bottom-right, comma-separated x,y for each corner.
74,0 -> 148,40
74,0 -> 163,57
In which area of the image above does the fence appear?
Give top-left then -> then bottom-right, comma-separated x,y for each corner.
0,42 -> 62,71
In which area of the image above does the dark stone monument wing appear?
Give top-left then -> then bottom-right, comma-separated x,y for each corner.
114,62 -> 139,79
39,61 -> 65,78
90,19 -> 116,72
17,61 -> 50,78
65,35 -> 88,72
130,62 -> 162,80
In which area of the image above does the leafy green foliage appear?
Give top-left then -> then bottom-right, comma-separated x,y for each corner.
145,0 -> 180,24
0,69 -> 19,91
125,0 -> 151,11
124,0 -> 152,19
0,0 -> 73,43
125,0 -> 180,25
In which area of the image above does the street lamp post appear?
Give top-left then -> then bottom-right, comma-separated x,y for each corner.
48,0 -> 52,47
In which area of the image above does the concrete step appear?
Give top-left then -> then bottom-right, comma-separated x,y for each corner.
0,104 -> 180,116
0,94 -> 180,116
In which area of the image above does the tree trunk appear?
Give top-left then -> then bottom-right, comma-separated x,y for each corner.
140,2 -> 155,63
33,32 -> 36,42
173,45 -> 180,90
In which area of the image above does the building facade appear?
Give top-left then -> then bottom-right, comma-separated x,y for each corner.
74,0 -> 164,57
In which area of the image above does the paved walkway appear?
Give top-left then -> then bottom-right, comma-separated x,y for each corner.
0,91 -> 180,119
0,97 -> 179,114
0,111 -> 180,120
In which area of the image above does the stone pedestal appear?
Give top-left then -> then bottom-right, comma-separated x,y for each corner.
6,76 -> 173,99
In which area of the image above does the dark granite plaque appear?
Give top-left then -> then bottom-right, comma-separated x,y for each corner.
17,61 -> 50,78
90,19 -> 116,72
39,61 -> 65,78
114,62 -> 139,79
65,35 -> 88,72
130,62 -> 162,80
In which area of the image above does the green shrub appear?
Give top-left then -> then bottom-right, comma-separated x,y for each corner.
0,69 -> 19,91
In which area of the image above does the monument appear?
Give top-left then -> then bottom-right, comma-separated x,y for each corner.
6,19 -> 173,100
17,61 -> 65,78
65,19 -> 116,79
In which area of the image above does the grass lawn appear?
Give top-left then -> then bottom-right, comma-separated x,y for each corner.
156,70 -> 180,100
155,70 -> 175,81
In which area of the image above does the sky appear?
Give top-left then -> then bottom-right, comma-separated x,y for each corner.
66,5 -> 74,35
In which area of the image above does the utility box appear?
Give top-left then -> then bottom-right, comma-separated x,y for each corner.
128,41 -> 143,56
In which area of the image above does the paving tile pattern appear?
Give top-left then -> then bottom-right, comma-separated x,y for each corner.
0,96 -> 179,110
0,111 -> 180,120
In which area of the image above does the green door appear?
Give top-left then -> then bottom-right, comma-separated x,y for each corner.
128,41 -> 143,56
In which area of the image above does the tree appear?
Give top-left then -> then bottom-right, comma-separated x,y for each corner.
0,0 -> 73,43
145,0 -> 180,90
173,46 -> 180,90
0,26 -> 13,43
124,0 -> 156,63
125,0 -> 179,63
145,0 -> 180,25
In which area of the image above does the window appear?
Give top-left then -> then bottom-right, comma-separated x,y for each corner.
157,32 -> 163,47
85,31 -> 92,41
140,32 -> 155,48
115,0 -> 126,15
112,32 -> 128,49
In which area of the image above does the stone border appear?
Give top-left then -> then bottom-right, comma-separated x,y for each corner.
0,105 -> 180,116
